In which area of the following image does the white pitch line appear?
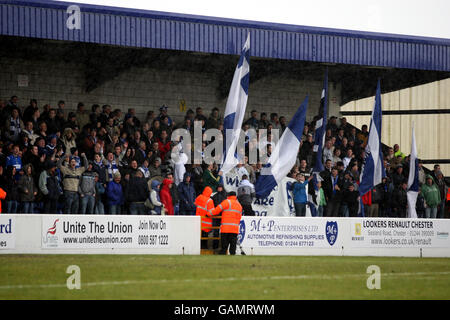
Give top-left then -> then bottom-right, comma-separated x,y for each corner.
1,271 -> 450,290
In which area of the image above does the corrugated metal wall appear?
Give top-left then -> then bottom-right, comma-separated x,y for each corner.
341,78 -> 450,176
0,0 -> 449,71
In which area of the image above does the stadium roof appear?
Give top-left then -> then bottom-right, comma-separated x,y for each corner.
1,0 -> 450,72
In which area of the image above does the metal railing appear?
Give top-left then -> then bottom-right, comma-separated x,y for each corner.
200,215 -> 222,241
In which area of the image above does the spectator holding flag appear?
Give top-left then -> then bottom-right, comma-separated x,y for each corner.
289,173 -> 313,217
202,163 -> 221,193
359,80 -> 386,217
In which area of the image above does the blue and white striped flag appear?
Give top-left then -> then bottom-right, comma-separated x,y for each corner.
359,80 -> 386,216
221,33 -> 250,175
255,96 -> 309,198
407,123 -> 419,218
309,71 -> 328,216
312,69 -> 328,172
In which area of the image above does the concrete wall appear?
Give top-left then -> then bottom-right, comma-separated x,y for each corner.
0,56 -> 335,126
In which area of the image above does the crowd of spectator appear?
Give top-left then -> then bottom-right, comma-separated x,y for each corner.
289,117 -> 448,219
0,95 -> 447,218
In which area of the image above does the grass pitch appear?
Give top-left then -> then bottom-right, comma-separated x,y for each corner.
0,254 -> 449,300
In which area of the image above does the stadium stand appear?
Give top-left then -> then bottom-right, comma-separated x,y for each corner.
0,95 -> 448,219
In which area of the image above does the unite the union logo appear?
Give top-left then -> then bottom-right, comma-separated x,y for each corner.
47,219 -> 59,235
43,219 -> 60,247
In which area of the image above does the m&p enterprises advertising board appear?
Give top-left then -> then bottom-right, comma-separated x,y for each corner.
238,217 -> 341,249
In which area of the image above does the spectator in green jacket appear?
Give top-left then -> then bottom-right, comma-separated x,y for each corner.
421,175 -> 441,219
393,144 -> 406,159
316,180 -> 327,217
202,163 -> 221,192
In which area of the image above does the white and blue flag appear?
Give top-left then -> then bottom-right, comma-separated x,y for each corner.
312,69 -> 328,172
255,96 -> 309,198
221,33 -> 250,175
309,70 -> 328,216
407,123 -> 419,218
359,80 -> 386,216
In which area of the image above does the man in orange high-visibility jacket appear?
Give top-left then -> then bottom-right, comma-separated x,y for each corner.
0,187 -> 6,213
211,191 -> 243,255
195,186 -> 215,249
447,188 -> 450,218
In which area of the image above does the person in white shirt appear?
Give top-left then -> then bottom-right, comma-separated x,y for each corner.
331,148 -> 342,168
170,142 -> 188,186
322,140 -> 334,164
343,149 -> 354,170
237,175 -> 256,216
237,163 -> 249,181
23,121 -> 40,145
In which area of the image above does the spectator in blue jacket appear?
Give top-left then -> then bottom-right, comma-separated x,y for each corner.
177,172 -> 196,215
106,171 -> 123,214
289,173 -> 313,217
6,144 -> 22,178
95,175 -> 105,215
149,180 -> 163,215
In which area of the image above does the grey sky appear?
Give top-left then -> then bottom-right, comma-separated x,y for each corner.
56,0 -> 450,39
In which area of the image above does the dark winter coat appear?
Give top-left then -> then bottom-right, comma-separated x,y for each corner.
391,186 -> 408,210
4,167 -> 19,201
177,172 -> 196,212
342,189 -> 359,217
18,165 -> 37,202
125,175 -> 149,203
212,188 -> 227,207
323,174 -> 344,201
106,181 -> 124,205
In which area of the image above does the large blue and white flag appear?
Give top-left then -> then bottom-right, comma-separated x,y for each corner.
309,70 -> 328,216
359,80 -> 386,216
407,123 -> 419,218
312,69 -> 328,173
255,96 -> 309,198
221,33 -> 250,175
